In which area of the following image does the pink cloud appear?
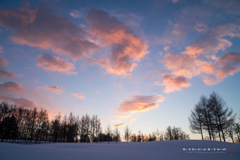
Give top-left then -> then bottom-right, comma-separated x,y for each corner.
162,75 -> 191,93
69,9 -> 84,18
0,58 -> 8,67
182,24 -> 240,58
0,70 -> 19,79
87,9 -> 149,75
113,118 -> 136,128
118,95 -> 164,113
116,83 -> 122,87
37,53 -> 76,75
0,58 -> 20,79
0,4 -> 99,60
163,53 -> 217,79
204,52 -> 240,85
194,23 -> 208,32
0,81 -> 25,93
0,96 -> 37,109
45,85 -> 63,93
72,93 -> 85,99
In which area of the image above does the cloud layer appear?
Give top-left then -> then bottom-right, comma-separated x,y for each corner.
118,95 -> 164,113
0,58 -> 19,79
38,53 -> 76,75
0,96 -> 37,108
44,85 -> 63,93
72,93 -> 85,99
87,9 -> 148,75
0,81 -> 25,93
0,4 -> 99,60
162,24 -> 240,91
113,118 -> 136,128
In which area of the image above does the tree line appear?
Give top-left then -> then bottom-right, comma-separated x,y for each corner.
189,92 -> 240,143
0,102 -> 190,144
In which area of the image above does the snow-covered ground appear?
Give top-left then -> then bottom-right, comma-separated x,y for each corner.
0,140 -> 239,160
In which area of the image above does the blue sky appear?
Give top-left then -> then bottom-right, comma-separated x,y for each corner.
0,0 -> 240,140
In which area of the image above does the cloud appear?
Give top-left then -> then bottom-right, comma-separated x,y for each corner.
0,70 -> 19,79
0,57 -> 20,79
113,113 -> 130,118
72,93 -> 85,99
0,81 -> 25,93
37,53 -> 76,75
0,4 -> 99,60
87,9 -> 148,75
194,23 -> 208,32
204,52 -> 240,85
0,96 -> 37,108
182,24 -> 240,58
163,53 -> 217,79
0,57 -> 8,68
113,118 -> 136,128
0,46 -> 3,53
164,46 -> 170,51
162,75 -> 191,93
69,9 -> 84,18
116,83 -> 122,87
45,85 -> 63,93
172,0 -> 179,4
162,24 -> 240,89
118,95 -> 164,113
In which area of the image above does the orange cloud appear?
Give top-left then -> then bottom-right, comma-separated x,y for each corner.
0,4 -> 99,60
0,81 -> 25,93
204,52 -> 240,85
45,85 -> 63,93
118,95 -> 164,113
113,118 -> 136,128
163,53 -> 217,79
87,9 -> 148,75
72,93 -> 85,99
182,24 -> 240,58
37,53 -> 76,75
162,75 -> 191,93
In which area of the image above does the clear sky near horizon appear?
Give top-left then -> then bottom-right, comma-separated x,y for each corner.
0,0 -> 240,140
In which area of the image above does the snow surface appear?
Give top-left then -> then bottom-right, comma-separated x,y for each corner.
0,140 -> 239,160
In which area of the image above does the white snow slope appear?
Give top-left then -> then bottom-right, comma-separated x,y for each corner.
0,140 -> 239,160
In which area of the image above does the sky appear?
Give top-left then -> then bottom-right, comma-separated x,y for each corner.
0,0 -> 240,140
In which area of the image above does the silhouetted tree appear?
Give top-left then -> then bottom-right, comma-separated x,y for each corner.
106,124 -> 111,143
189,103 -> 204,140
114,127 -> 120,143
234,123 -> 240,143
208,92 -> 236,142
124,125 -> 131,143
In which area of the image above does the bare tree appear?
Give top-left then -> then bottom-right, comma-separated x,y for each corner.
114,127 -> 120,143
189,103 -> 204,140
124,125 -> 131,143
106,124 -> 111,144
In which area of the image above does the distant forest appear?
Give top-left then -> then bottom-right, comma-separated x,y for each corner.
189,92 -> 240,143
0,102 -> 189,144
0,92 -> 239,144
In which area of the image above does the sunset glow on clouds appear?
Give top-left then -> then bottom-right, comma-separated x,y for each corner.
72,93 -> 85,99
0,0 -> 240,138
44,85 -> 63,94
113,118 -> 136,128
118,95 -> 164,113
